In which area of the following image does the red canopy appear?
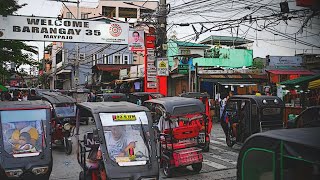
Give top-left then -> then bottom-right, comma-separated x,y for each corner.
266,70 -> 315,75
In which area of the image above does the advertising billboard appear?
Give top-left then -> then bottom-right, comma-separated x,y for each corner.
0,15 -> 129,44
128,30 -> 145,51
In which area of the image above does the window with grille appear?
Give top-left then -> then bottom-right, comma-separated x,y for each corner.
103,54 -> 108,64
92,54 -> 97,66
66,12 -> 72,19
123,55 -> 129,64
114,55 -> 121,64
81,13 -> 89,19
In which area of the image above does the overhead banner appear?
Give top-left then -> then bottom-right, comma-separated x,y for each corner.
128,30 -> 144,51
0,15 -> 129,44
157,58 -> 169,76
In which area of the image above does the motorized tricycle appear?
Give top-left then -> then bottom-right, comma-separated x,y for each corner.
41,92 -> 76,155
0,100 -> 52,179
221,95 -> 284,147
96,93 -> 128,102
145,97 -> 205,177
237,127 -> 320,180
76,101 -> 159,180
179,92 -> 212,151
128,92 -> 164,105
287,106 -> 320,128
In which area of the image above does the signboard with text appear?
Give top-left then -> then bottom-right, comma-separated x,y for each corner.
268,56 -> 302,67
146,49 -> 157,88
128,30 -> 144,51
157,58 -> 169,76
0,15 -> 129,44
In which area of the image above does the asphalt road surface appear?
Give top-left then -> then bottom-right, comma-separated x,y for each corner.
50,122 -> 239,180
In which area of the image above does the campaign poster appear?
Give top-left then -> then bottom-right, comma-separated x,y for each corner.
128,30 -> 145,51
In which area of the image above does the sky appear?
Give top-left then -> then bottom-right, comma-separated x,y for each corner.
15,0 -> 320,66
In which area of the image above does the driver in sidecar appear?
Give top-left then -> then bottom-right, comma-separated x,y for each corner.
106,126 -> 136,159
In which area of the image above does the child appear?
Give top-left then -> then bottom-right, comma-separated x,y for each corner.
18,132 -> 33,151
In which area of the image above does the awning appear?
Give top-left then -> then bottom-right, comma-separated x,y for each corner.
116,77 -> 141,83
56,69 -> 71,74
171,74 -> 187,78
266,70 -> 315,75
308,79 -> 320,89
280,74 -> 320,86
219,82 -> 257,86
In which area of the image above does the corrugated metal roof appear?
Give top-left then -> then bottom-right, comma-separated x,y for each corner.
199,35 -> 253,45
174,41 -> 210,48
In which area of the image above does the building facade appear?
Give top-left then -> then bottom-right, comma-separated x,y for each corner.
47,1 -> 158,90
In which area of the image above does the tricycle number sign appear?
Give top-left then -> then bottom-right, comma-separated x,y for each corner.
112,114 -> 137,121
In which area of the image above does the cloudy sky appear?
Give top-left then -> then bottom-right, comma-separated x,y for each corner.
16,0 -> 320,62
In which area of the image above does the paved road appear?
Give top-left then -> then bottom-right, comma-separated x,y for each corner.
50,122 -> 239,180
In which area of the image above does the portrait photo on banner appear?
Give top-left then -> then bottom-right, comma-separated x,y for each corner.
128,30 -> 145,51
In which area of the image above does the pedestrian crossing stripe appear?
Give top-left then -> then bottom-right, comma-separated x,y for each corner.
209,145 -> 239,156
210,139 -> 227,147
202,159 -> 227,169
207,154 -> 237,165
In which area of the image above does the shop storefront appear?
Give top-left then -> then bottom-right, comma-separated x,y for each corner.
279,74 -> 320,123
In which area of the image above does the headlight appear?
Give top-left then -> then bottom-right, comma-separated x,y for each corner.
274,99 -> 279,104
5,169 -> 23,177
262,99 -> 267,104
32,166 -> 49,175
63,123 -> 71,131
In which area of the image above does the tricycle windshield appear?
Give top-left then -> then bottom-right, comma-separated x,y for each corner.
99,112 -> 150,166
54,103 -> 76,117
0,109 -> 48,158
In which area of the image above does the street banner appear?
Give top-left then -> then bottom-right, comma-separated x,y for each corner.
0,15 -> 129,44
128,30 -> 145,51
157,58 -> 169,76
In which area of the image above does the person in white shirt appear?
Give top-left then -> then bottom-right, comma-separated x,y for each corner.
106,126 -> 135,160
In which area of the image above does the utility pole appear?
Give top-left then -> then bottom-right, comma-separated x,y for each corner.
74,0 -> 80,90
158,0 -> 167,58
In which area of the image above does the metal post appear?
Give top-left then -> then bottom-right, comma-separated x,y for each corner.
188,63 -> 191,92
158,0 -> 167,57
73,0 -> 80,90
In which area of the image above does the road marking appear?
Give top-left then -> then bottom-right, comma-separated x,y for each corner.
202,159 -> 227,169
209,145 -> 239,157
210,139 -> 227,147
217,137 -> 226,142
208,154 -> 237,165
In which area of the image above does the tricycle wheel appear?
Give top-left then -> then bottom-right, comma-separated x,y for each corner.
226,135 -> 235,148
65,138 -> 72,155
203,142 -> 210,152
163,161 -> 172,178
192,163 -> 202,173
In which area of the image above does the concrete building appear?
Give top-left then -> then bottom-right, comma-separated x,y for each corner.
48,0 -> 158,90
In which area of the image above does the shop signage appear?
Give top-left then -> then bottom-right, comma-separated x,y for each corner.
157,58 -> 169,76
147,82 -> 157,88
268,56 -> 302,67
130,66 -> 138,78
119,69 -> 128,80
146,49 -> 157,88
0,15 -> 129,44
178,64 -> 189,74
138,64 -> 144,78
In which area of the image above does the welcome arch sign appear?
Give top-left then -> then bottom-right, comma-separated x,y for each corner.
0,15 -> 129,44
